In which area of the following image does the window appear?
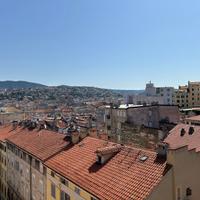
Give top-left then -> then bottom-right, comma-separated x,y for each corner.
149,110 -> 152,116
39,180 -> 43,193
60,191 -> 70,200
51,171 -> 55,177
106,115 -> 110,119
91,197 -> 98,200
107,125 -> 111,130
74,187 -> 80,195
60,178 -> 69,187
35,159 -> 40,171
186,188 -> 192,196
14,161 -> 19,171
32,174 -> 35,184
51,183 -> 56,198
22,152 -> 26,161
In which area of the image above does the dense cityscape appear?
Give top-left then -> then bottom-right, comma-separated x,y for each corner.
0,80 -> 200,199
1,0 -> 200,199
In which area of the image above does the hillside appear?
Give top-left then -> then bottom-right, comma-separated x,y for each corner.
111,89 -> 144,96
0,81 -> 46,89
0,81 -> 146,105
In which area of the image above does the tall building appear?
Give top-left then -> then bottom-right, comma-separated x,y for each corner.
145,81 -> 156,96
156,87 -> 174,105
127,82 -> 174,105
4,124 -> 69,200
173,81 -> 200,108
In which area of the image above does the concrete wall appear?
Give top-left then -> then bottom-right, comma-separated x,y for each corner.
127,105 -> 179,129
167,147 -> 200,200
127,106 -> 160,128
159,106 -> 180,124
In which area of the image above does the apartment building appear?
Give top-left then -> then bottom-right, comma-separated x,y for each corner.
173,81 -> 200,108
105,104 -> 179,135
164,123 -> 200,200
4,124 -> 69,200
127,82 -> 174,105
156,87 -> 174,105
0,125 -> 15,200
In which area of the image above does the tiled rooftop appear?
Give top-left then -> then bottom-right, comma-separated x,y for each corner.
6,126 -> 69,161
185,115 -> 200,122
164,123 -> 200,152
0,125 -> 17,142
45,137 -> 168,200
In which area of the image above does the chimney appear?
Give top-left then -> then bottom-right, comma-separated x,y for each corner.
71,132 -> 80,144
157,142 -> 168,160
95,144 -> 122,164
12,120 -> 18,130
65,130 -> 80,145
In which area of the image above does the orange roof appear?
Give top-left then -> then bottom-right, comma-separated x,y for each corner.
45,137 -> 168,200
186,115 -> 200,122
6,127 -> 69,161
164,123 -> 200,152
0,125 -> 17,142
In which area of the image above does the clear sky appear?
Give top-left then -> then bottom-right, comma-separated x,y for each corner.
0,0 -> 200,89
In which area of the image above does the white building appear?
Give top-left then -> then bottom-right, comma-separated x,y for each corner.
127,82 -> 174,105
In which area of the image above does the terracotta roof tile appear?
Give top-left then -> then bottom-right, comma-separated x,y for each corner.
6,127 -> 69,161
45,137 -> 168,200
186,115 -> 200,122
164,123 -> 200,152
0,125 -> 17,142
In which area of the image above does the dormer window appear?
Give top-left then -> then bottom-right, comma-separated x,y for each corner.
189,127 -> 194,135
95,144 -> 122,165
180,128 -> 186,136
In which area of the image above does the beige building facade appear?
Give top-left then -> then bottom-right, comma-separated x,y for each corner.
173,81 -> 200,108
6,141 -> 46,200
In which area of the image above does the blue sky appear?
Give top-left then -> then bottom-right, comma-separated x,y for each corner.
0,0 -> 200,89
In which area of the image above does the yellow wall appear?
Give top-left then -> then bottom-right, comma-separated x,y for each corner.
46,168 -> 98,200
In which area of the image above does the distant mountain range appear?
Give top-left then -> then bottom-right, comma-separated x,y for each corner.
0,81 -> 46,89
0,81 -> 143,95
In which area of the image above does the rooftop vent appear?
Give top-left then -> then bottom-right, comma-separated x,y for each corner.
180,128 -> 186,137
189,127 -> 195,135
139,155 -> 148,162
